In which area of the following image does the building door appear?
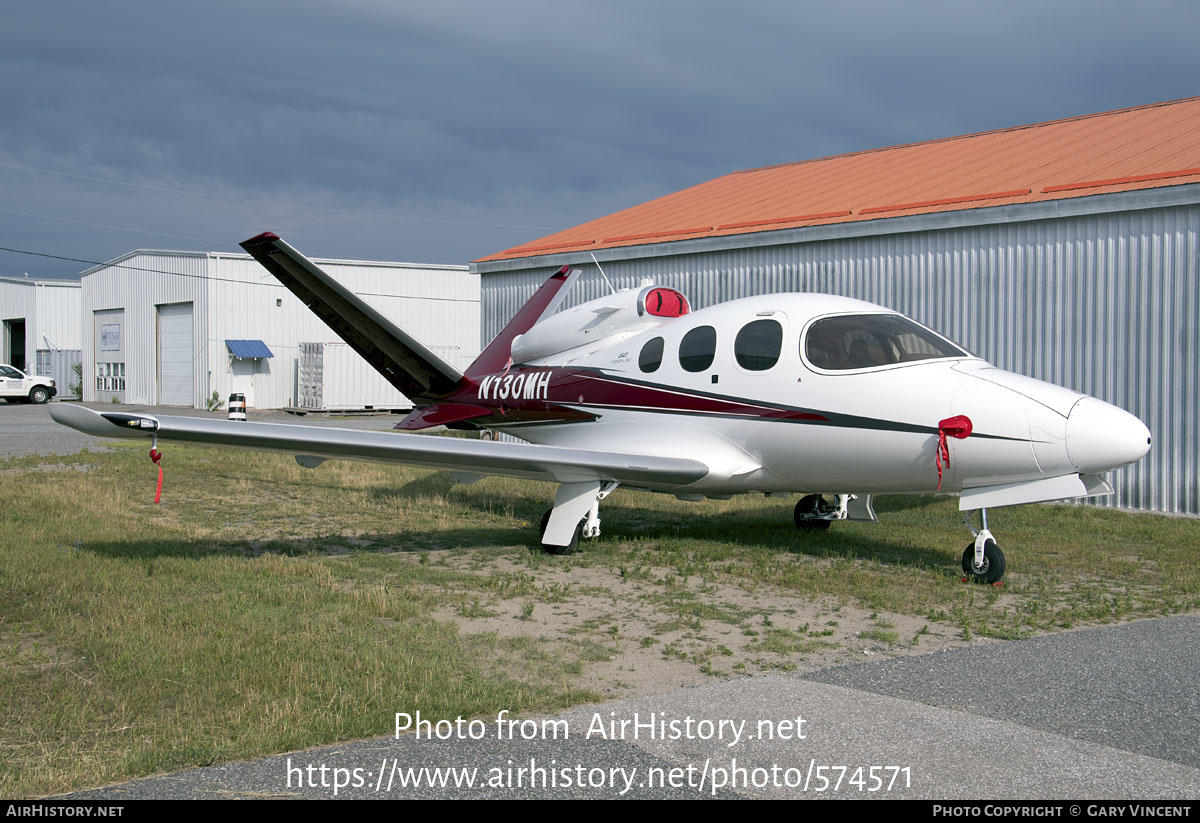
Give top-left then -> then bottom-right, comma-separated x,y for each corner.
4,319 -> 26,371
157,303 -> 194,406
230,358 -> 256,409
93,310 -> 125,403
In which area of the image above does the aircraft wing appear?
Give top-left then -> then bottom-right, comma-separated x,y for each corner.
49,404 -> 708,487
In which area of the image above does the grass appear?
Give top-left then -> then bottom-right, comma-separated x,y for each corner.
859,628 -> 900,645
746,627 -> 835,656
2,442 -> 1199,797
0,445 -> 596,797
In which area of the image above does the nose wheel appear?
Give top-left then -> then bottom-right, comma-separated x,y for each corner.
961,509 -> 1006,584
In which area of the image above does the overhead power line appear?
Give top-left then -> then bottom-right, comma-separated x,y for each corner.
0,244 -> 475,303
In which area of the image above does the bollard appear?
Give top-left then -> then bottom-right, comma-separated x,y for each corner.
228,393 -> 246,421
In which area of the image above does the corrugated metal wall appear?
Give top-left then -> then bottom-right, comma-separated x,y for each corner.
479,204 -> 1199,515
82,253 -> 208,404
36,349 -> 82,399
34,282 -> 82,350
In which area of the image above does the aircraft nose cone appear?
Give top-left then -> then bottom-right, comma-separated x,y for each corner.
1065,397 -> 1151,474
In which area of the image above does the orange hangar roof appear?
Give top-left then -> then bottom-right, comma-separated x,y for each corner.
477,97 -> 1200,263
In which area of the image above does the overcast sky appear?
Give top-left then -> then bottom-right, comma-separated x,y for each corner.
2,0 -> 1197,280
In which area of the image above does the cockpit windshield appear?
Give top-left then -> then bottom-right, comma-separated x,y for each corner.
804,314 -> 966,371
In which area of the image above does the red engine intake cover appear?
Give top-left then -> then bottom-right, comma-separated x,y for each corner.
641,287 -> 690,318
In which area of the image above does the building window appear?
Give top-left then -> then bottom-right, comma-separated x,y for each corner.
679,326 -> 717,373
96,362 -> 125,392
734,319 -> 783,371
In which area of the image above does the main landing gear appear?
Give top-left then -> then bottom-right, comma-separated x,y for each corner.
793,494 -> 834,531
539,480 -> 619,555
539,508 -> 585,555
961,508 -> 1006,585
793,493 -> 878,530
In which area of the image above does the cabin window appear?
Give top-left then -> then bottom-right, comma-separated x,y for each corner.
804,314 -> 965,370
638,337 -> 664,373
734,319 -> 783,371
679,326 -> 717,372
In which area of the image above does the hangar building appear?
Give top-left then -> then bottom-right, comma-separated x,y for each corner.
473,97 -> 1200,516
0,276 -> 83,396
81,250 -> 478,410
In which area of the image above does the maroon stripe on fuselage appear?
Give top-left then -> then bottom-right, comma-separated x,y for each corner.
457,366 -> 829,426
577,372 -> 828,421
449,366 -> 1022,442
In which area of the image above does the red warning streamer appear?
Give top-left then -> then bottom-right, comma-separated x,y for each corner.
150,448 -> 163,503
936,415 -> 973,491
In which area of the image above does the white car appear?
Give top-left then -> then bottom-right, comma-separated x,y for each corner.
0,364 -> 57,404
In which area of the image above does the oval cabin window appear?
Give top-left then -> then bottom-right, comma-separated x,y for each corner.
679,326 -> 717,372
734,319 -> 783,371
639,337 -> 664,373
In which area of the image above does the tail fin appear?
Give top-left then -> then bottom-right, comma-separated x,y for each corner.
240,233 -> 465,401
464,265 -> 580,377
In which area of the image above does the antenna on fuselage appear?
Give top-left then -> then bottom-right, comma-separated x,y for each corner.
589,252 -> 617,295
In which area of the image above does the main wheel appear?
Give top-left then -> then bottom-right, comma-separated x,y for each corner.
539,509 -> 581,555
794,494 -> 833,531
28,387 -> 50,404
961,539 -> 1006,584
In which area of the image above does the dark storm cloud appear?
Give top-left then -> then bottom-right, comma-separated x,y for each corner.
1,0 -> 1197,278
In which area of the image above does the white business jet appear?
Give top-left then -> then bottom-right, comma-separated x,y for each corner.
51,233 -> 1151,584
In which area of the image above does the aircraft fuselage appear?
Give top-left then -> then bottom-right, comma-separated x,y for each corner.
458,292 -> 1150,498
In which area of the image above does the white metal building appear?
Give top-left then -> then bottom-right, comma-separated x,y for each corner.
81,250 -> 478,409
0,276 -> 83,396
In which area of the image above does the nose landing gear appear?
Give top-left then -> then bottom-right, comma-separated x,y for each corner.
961,508 -> 1005,584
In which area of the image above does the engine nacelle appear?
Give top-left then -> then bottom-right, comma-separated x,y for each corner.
511,284 -> 689,363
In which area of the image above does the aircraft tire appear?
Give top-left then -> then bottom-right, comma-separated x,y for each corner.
961,539 -> 1005,584
539,509 -> 580,555
794,494 -> 833,531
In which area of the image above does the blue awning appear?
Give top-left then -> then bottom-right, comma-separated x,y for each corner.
225,339 -> 274,359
